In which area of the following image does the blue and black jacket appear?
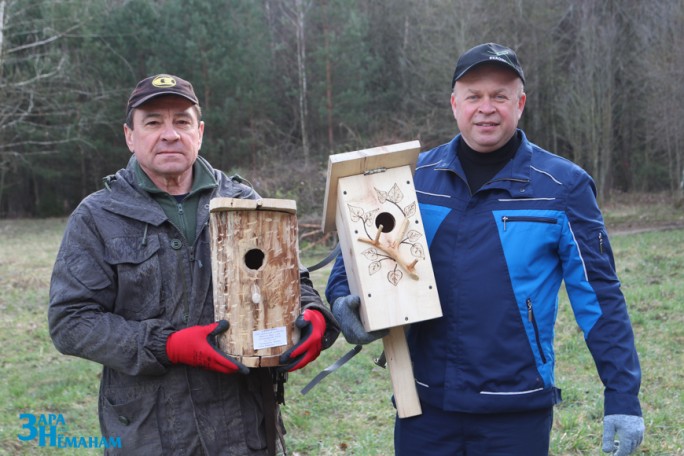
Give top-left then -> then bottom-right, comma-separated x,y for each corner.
326,131 -> 642,417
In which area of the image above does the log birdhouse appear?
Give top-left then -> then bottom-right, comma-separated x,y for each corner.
209,198 -> 301,368
322,140 -> 442,418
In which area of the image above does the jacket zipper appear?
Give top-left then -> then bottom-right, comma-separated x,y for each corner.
501,215 -> 557,231
176,202 -> 188,240
526,298 -> 547,364
599,231 -> 604,254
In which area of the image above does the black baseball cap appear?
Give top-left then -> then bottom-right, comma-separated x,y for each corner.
451,43 -> 525,88
126,74 -> 199,118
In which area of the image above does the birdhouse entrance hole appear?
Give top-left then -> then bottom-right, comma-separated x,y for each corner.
375,212 -> 396,233
244,248 -> 265,270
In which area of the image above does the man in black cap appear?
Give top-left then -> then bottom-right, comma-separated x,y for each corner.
49,74 -> 339,455
327,44 -> 644,455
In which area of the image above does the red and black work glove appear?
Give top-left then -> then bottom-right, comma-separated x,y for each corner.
278,309 -> 326,372
166,320 -> 249,375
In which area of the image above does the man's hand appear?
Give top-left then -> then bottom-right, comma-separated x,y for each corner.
166,320 -> 249,375
278,309 -> 326,372
602,414 -> 645,455
332,295 -> 388,345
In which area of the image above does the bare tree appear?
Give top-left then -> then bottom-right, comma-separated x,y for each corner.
553,1 -> 622,200
0,0 -> 84,215
642,0 -> 684,195
280,0 -> 311,165
321,0 -> 334,153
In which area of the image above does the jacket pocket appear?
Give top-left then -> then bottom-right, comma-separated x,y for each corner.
526,298 -> 547,364
104,235 -> 163,320
101,386 -> 163,455
500,215 -> 557,231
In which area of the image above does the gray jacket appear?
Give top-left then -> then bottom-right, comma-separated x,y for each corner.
48,156 -> 339,455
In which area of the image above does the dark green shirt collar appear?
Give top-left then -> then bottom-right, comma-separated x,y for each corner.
133,156 -> 218,196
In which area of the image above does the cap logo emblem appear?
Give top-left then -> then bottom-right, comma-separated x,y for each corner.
152,76 -> 176,88
486,49 -> 515,66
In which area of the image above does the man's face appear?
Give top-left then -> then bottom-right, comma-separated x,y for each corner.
451,64 -> 526,153
124,95 -> 204,184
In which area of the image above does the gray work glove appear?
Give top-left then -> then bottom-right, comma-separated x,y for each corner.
602,414 -> 645,456
332,295 -> 389,345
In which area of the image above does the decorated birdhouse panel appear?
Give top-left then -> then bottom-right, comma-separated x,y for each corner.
335,165 -> 442,331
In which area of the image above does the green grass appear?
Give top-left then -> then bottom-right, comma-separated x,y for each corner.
290,230 -> 684,456
547,228 -> 684,456
0,219 -> 101,455
1,200 -> 683,455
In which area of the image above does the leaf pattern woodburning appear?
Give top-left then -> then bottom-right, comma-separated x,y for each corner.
349,182 -> 424,286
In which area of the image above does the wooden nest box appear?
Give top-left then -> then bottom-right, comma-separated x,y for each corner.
322,140 -> 442,331
209,198 -> 301,368
322,140 -> 443,417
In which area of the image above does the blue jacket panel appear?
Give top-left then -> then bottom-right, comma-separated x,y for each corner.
326,131 -> 641,416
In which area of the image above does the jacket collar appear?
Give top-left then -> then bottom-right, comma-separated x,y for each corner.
100,156 -> 218,224
437,130 -> 535,196
134,155 -> 218,197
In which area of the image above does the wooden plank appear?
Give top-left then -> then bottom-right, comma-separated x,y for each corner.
384,327 -> 422,418
322,140 -> 421,232
211,197 -> 297,214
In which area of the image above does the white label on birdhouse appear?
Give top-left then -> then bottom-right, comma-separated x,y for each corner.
253,327 -> 288,350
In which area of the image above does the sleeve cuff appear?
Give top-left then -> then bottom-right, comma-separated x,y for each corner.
152,327 -> 176,366
604,391 -> 642,416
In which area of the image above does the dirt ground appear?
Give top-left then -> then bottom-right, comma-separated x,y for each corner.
602,191 -> 684,235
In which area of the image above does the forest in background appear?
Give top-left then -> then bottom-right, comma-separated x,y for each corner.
1,0 -> 683,219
